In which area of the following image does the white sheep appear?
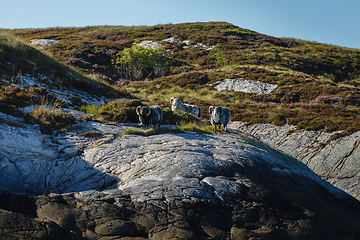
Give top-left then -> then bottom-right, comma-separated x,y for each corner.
170,97 -> 200,119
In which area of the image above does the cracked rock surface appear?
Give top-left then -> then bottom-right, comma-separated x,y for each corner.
229,121 -> 360,200
1,114 -> 360,239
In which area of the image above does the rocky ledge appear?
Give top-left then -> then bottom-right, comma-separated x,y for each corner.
1,114 -> 360,239
229,121 -> 360,200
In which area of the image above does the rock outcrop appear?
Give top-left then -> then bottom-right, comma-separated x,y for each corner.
212,78 -> 278,94
30,39 -> 60,47
137,37 -> 215,51
229,121 -> 360,200
2,112 -> 360,239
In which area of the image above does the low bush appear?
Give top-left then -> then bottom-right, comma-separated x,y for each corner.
78,98 -> 143,123
25,107 -> 76,134
112,45 -> 169,81
78,130 -> 102,138
162,108 -> 200,125
0,85 -> 61,108
219,28 -> 256,36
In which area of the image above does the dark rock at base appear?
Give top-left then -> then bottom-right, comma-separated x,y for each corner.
1,180 -> 360,240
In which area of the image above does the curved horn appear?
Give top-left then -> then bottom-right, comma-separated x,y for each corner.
170,97 -> 175,104
136,106 -> 141,115
179,97 -> 183,103
209,106 -> 214,113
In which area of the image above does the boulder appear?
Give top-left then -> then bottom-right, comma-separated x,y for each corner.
1,115 -> 360,239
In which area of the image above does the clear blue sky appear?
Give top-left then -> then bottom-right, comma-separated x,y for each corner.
1,0 -> 359,49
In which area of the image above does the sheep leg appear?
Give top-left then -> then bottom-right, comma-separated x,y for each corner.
214,125 -> 217,134
195,118 -> 200,125
223,124 -> 227,133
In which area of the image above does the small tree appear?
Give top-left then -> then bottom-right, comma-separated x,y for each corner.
208,50 -> 230,67
112,45 -> 169,81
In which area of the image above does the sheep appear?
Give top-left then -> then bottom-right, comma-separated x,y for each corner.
209,106 -> 231,133
170,97 -> 200,119
136,105 -> 163,129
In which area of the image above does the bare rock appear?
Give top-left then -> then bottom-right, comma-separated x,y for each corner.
2,115 -> 360,239
0,208 -> 81,239
229,121 -> 360,200
95,220 -> 136,236
212,78 -> 278,94
30,39 -> 60,46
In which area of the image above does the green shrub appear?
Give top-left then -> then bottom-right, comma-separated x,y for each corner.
162,107 -> 200,125
208,50 -> 231,67
79,98 -> 143,123
219,28 -> 256,36
112,45 -> 169,81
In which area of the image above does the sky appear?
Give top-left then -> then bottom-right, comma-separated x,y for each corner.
1,0 -> 360,49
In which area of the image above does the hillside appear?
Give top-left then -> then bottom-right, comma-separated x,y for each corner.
1,22 -> 360,135
2,22 -> 360,240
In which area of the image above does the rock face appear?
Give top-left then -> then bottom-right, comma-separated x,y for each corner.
137,37 -> 215,51
212,78 -> 278,94
229,121 -> 360,200
30,39 -> 60,47
2,114 -> 360,239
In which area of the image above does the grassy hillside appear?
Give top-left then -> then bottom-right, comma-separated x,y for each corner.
0,29 -> 127,115
2,22 -> 360,135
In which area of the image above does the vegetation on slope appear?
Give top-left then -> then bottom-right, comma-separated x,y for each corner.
1,22 -> 360,135
0,29 -> 127,99
24,106 -> 76,134
120,123 -> 214,137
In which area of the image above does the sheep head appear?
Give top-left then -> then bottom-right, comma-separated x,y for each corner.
171,97 -> 182,109
136,106 -> 151,117
170,97 -> 184,104
209,106 -> 222,115
170,97 -> 175,104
